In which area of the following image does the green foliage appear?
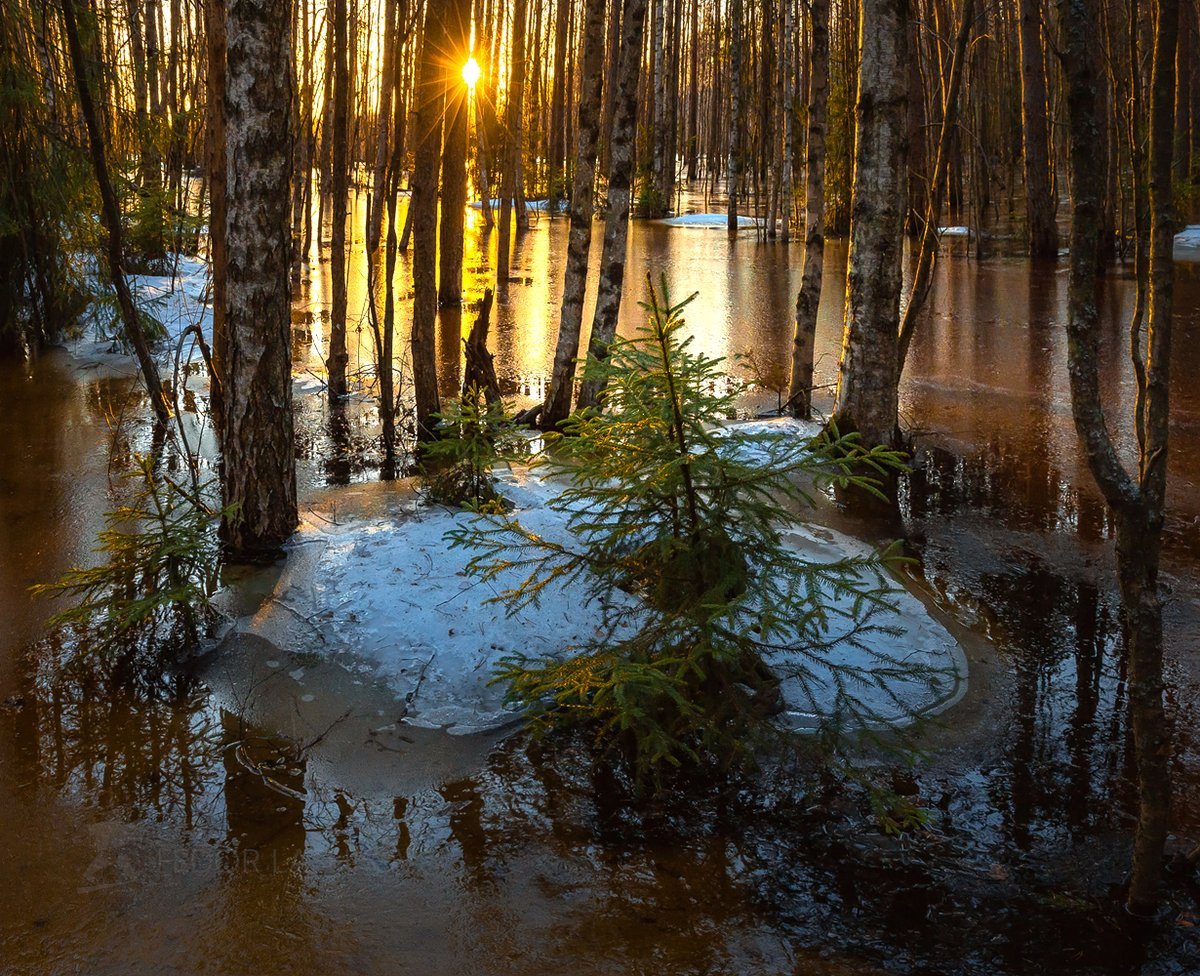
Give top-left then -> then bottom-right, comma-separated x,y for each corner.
449,275 -> 934,783
0,19 -> 98,353
423,387 -> 528,510
31,457 -> 226,686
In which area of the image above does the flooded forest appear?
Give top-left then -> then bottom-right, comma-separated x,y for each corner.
2,0 -> 1200,971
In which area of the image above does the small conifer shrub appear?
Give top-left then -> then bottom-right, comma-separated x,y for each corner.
32,457 -> 225,686
424,386 -> 527,511
449,276 -> 942,780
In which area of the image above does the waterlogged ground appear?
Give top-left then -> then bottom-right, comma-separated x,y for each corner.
1,195 -> 1200,974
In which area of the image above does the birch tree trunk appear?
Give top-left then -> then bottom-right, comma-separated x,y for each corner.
575,0 -> 648,412
830,0 -> 908,448
220,0 -> 298,559
497,0 -> 528,285
787,0 -> 829,419
541,0 -> 607,430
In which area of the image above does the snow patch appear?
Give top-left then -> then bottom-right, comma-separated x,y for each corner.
938,226 -> 971,238
659,213 -> 761,229
1176,225 -> 1200,257
246,441 -> 965,736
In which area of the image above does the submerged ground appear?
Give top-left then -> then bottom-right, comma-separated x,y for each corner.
1,195 -> 1199,974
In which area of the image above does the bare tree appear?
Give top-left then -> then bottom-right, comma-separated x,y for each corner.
540,0 -> 607,430
1059,0 -> 1178,917
787,0 -> 829,420
575,0 -> 649,412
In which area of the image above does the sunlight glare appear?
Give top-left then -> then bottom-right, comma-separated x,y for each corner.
462,56 -> 481,88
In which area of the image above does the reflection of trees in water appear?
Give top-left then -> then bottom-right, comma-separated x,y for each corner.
13,656 -> 224,828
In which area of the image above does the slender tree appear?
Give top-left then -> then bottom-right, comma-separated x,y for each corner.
787,0 -> 829,419
1060,0 -> 1178,917
576,0 -> 649,412
541,0 -> 607,429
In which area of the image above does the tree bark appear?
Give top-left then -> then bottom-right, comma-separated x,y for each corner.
575,0 -> 649,412
541,0 -> 607,430
439,0 -> 471,306
787,0 -> 829,420
205,0 -> 228,421
830,0 -> 908,448
411,0 -> 446,439
220,0 -> 298,560
1017,0 -> 1058,257
327,0 -> 350,398
726,0 -> 743,236
1059,0 -> 1177,917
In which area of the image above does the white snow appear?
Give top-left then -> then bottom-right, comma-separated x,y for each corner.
243,442 -> 966,737
71,253 -> 214,365
659,213 -> 761,229
938,226 -> 971,238
1176,225 -> 1200,258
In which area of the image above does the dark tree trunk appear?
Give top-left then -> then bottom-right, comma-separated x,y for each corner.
1059,0 -> 1177,917
411,0 -> 446,439
439,0 -> 471,306
205,0 -> 228,421
220,0 -> 298,559
1018,0 -> 1058,257
787,0 -> 829,419
327,0 -> 350,398
61,0 -> 170,426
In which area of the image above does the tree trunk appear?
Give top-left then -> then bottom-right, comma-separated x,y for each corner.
411,0 -> 446,439
830,0 -> 908,449
541,0 -> 607,430
439,0 -> 471,306
726,0 -> 743,236
327,0 -> 350,398
1017,0 -> 1058,257
61,0 -> 170,426
205,0 -> 228,422
220,0 -> 298,560
575,0 -> 649,412
787,0 -> 829,420
1059,0 -> 1177,917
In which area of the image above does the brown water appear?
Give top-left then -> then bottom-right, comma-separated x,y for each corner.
2,204 -> 1199,975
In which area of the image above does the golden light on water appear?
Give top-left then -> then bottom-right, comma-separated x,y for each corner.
462,57 -> 481,88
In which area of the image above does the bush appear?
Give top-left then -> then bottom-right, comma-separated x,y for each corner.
423,387 -> 527,511
449,275 -> 932,782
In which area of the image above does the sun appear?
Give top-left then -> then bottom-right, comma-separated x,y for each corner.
461,57 -> 481,88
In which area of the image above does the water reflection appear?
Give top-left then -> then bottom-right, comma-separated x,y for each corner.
1,201 -> 1199,973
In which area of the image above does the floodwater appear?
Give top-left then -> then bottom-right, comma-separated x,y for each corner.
1,194 -> 1199,975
